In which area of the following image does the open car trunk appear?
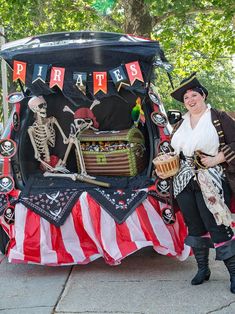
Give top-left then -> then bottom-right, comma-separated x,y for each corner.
0,31 -> 189,265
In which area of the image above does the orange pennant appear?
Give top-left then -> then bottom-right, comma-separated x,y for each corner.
93,72 -> 107,94
49,67 -> 65,90
125,61 -> 144,85
13,60 -> 27,84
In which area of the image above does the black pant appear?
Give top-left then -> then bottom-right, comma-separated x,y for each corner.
176,178 -> 233,245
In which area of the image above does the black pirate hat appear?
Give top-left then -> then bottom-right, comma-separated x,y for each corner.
171,73 -> 208,103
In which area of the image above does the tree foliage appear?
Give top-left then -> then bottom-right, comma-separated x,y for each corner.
0,0 -> 235,119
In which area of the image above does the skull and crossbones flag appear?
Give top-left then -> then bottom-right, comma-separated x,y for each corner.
89,187 -> 147,224
20,188 -> 82,227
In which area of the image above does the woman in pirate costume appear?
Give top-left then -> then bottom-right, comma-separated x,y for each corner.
159,73 -> 235,293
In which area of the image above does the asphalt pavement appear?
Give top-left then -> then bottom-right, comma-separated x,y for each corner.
0,247 -> 235,314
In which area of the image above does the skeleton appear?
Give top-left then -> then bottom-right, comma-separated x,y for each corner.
27,96 -> 68,172
44,100 -> 110,188
0,140 -> 14,156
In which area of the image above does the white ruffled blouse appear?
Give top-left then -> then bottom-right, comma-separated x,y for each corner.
171,105 -> 222,197
171,104 -> 220,157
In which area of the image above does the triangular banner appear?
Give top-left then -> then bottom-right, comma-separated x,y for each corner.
93,72 -> 107,94
73,72 -> 87,95
49,67 -> 65,90
11,59 -> 146,97
125,61 -> 144,85
32,64 -> 48,83
109,66 -> 130,91
13,60 -> 27,84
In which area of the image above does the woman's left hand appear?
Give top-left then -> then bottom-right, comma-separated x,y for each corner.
200,152 -> 225,168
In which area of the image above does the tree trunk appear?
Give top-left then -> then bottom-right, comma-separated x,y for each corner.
122,0 -> 153,38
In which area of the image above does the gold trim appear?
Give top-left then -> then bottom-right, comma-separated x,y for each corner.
226,151 -> 234,158
171,75 -> 197,94
228,155 -> 235,163
223,148 -> 230,154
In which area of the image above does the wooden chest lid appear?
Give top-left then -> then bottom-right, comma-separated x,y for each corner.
79,128 -> 145,144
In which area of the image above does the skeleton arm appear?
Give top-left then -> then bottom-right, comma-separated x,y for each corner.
73,135 -> 87,175
51,117 -> 68,144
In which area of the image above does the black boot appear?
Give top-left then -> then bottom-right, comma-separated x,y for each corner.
191,247 -> 211,285
224,255 -> 235,293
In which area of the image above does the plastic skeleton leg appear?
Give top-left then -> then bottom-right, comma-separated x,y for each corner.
44,171 -> 110,187
44,172 -> 77,181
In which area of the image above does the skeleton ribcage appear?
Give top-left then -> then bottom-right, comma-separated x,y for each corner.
32,122 -> 56,157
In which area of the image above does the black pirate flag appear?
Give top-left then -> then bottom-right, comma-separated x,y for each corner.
20,188 -> 81,227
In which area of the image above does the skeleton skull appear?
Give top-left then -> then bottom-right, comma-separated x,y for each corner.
164,208 -> 173,219
5,207 -> 14,218
162,207 -> 175,224
161,141 -> 170,153
28,96 -> 47,118
0,177 -> 13,192
155,114 -> 166,125
4,141 -> 12,151
159,180 -> 169,192
4,207 -> 15,224
2,177 -> 10,187
13,112 -> 19,129
74,118 -> 93,132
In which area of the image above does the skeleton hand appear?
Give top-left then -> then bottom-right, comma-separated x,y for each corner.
63,137 -> 69,145
34,151 -> 40,160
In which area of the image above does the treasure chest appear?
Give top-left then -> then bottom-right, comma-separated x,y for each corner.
77,128 -> 147,176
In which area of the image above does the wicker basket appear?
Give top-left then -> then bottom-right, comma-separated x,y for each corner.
153,152 -> 179,178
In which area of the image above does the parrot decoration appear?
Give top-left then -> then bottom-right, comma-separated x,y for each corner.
131,97 -> 145,127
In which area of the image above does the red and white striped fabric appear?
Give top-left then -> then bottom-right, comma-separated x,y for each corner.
7,192 -> 190,265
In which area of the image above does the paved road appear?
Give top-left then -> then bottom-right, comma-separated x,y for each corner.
0,248 -> 235,314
